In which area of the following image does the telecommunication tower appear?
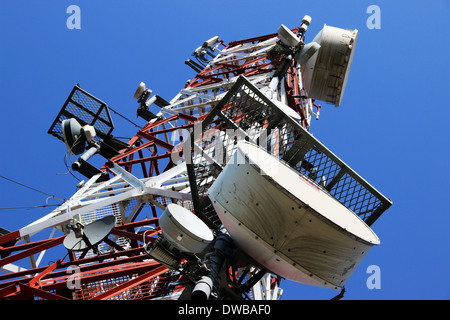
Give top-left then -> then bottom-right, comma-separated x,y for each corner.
0,15 -> 392,300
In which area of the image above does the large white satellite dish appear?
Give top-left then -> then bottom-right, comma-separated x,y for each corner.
301,25 -> 358,107
208,141 -> 379,290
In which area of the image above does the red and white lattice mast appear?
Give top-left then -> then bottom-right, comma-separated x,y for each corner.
0,15 -> 391,300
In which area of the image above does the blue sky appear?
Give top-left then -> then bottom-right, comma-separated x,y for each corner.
0,0 -> 449,300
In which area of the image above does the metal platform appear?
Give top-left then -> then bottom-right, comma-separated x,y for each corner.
188,76 -> 392,227
48,85 -> 114,143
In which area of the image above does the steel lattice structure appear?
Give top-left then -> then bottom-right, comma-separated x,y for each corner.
0,20 -> 391,300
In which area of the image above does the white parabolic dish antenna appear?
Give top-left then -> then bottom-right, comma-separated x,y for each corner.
159,203 -> 214,254
63,215 -> 116,251
208,141 -> 379,290
301,25 -> 358,107
277,24 -> 301,47
61,118 -> 86,155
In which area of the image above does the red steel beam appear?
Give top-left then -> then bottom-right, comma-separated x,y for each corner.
0,249 -> 149,291
0,283 -> 70,300
1,259 -> 164,298
0,284 -> 17,299
1,237 -> 55,257
136,131 -> 175,153
110,227 -> 160,244
0,230 -> 20,247
0,220 -> 160,287
91,265 -> 168,300
115,217 -> 159,229
0,247 -> 145,286
0,236 -> 64,268
28,258 -> 62,288
18,283 -> 70,300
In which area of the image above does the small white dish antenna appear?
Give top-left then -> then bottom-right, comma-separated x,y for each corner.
159,204 -> 214,253
134,82 -> 147,99
63,215 -> 116,252
61,118 -> 102,171
277,24 -> 301,48
62,118 -> 86,155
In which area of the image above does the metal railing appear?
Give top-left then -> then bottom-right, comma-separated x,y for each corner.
188,76 -> 392,227
48,84 -> 114,143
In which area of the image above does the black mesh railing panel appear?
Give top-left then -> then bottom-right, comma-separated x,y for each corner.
48,85 -> 114,142
188,76 -> 391,227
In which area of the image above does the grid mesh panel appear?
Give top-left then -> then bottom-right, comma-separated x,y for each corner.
48,85 -> 114,142
70,264 -> 178,300
189,76 -> 391,226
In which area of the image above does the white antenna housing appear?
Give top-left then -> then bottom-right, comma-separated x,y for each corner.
159,204 -> 214,253
134,82 -> 149,99
301,25 -> 358,107
302,15 -> 312,26
277,24 -> 301,48
203,36 -> 219,48
208,141 -> 379,290
82,125 -> 96,142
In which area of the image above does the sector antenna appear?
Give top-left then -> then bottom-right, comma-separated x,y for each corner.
0,15 -> 392,300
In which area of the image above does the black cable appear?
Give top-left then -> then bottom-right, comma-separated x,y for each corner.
0,204 -> 61,210
107,106 -> 142,129
60,149 -> 81,182
0,175 -> 66,201
331,288 -> 346,300
56,133 -> 82,182
62,238 -> 83,262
